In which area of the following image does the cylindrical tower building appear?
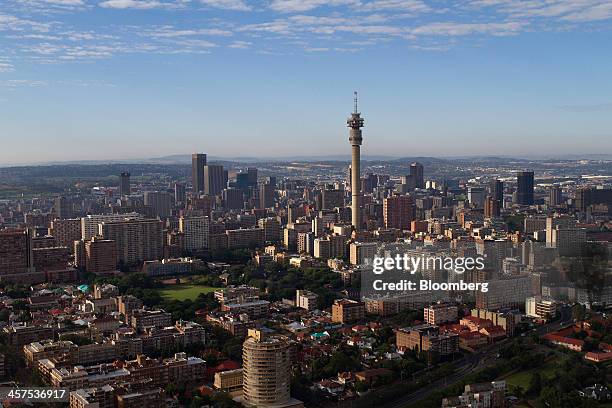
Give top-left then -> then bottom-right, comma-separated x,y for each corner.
242,330 -> 291,406
347,92 -> 364,231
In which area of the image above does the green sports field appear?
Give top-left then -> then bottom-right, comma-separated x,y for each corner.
159,284 -> 221,301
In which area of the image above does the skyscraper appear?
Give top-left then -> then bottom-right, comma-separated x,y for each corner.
410,162 -> 424,189
119,172 -> 131,196
258,183 -> 275,209
174,182 -> 186,205
383,195 -> 415,230
144,191 -> 173,218
204,164 -> 225,196
192,153 -> 207,193
347,92 -> 364,231
489,179 -> 504,203
516,171 -> 534,205
247,167 -> 258,186
549,186 -> 562,207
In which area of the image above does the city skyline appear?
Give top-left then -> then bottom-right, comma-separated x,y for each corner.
1,0 -> 612,164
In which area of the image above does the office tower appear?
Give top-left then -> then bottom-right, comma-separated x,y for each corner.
99,219 -> 163,265
258,183 -> 275,209
247,167 -> 258,186
322,187 -> 344,210
258,217 -> 280,243
226,228 -> 265,249
236,173 -> 250,190
410,162 -> 424,189
179,216 -> 210,251
484,196 -> 501,218
383,195 -> 415,230
467,186 -> 486,208
575,187 -> 612,212
144,191 -> 172,218
548,186 -> 562,206
54,197 -> 73,219
84,237 -> 118,274
242,330 -> 293,407
0,228 -> 35,281
516,171 -> 534,205
222,188 -> 244,210
119,172 -> 131,196
347,92 -> 364,231
489,179 -> 504,203
265,176 -> 277,188
174,182 -> 186,205
204,164 -> 224,196
192,153 -> 207,193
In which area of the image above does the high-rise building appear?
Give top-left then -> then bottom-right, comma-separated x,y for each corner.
54,197 -> 73,219
575,187 -> 612,212
258,183 -> 275,209
242,330 -> 293,407
84,237 -> 118,274
488,179 -> 504,203
410,162 -> 424,189
0,229 -> 36,282
322,187 -> 344,210
258,217 -> 280,243
119,172 -> 131,196
49,218 -> 82,249
222,188 -> 244,210
347,92 -> 364,231
81,213 -> 142,240
192,153 -> 207,193
144,191 -> 172,218
179,216 -> 210,251
484,196 -> 501,218
516,171 -> 534,205
99,219 -> 163,265
204,164 -> 225,196
548,186 -> 562,206
383,195 -> 415,230
349,241 -> 377,265
174,182 -> 186,205
247,167 -> 258,186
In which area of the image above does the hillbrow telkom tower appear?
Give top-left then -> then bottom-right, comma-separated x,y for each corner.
347,91 -> 364,231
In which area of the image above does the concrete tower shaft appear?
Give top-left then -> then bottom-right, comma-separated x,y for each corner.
347,92 -> 364,231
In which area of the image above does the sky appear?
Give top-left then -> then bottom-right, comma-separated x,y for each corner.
1,0 -> 612,165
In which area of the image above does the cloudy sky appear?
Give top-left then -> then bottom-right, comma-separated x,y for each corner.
1,0 -> 611,164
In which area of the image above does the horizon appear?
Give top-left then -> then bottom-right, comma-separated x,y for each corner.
1,0 -> 612,164
2,152 -> 612,168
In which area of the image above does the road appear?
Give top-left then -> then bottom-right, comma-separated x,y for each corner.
381,306 -> 574,408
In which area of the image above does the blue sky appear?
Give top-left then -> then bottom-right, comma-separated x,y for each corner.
1,0 -> 611,165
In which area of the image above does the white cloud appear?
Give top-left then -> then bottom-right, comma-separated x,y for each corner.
411,21 -> 523,36
361,0 -> 430,12
0,62 -> 14,72
98,0 -> 180,9
146,26 -> 233,37
200,0 -> 251,11
228,40 -> 252,48
269,0 -> 357,13
0,13 -> 51,32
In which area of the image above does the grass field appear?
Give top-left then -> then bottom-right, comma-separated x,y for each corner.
504,363 -> 557,390
159,285 -> 221,301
